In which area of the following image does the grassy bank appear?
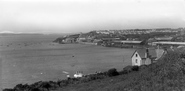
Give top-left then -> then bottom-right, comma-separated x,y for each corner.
3,48 -> 185,91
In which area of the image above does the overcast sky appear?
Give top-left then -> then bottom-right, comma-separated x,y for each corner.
0,0 -> 185,33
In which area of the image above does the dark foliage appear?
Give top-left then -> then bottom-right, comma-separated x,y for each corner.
107,68 -> 119,77
180,53 -> 185,59
138,65 -> 148,70
3,89 -> 15,91
30,88 -> 41,91
122,65 -> 133,73
140,40 -> 148,45
132,66 -> 139,71
53,37 -> 65,44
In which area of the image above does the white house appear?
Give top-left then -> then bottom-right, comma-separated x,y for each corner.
131,48 -> 161,66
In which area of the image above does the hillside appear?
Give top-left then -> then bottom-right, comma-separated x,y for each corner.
3,48 -> 185,91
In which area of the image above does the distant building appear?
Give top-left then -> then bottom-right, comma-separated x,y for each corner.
131,48 -> 164,66
77,33 -> 88,42
152,42 -> 185,46
93,39 -> 103,45
121,40 -> 142,44
63,37 -> 76,43
155,37 -> 173,41
147,38 -> 157,46
61,34 -> 80,44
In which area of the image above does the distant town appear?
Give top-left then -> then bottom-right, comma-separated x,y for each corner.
54,27 -> 185,49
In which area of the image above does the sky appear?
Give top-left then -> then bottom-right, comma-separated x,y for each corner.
0,0 -> 185,33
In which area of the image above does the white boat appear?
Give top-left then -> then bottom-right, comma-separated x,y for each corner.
74,71 -> 83,78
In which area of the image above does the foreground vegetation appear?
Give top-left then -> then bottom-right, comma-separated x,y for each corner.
3,48 -> 185,91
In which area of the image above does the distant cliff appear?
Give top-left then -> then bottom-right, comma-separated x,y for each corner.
53,37 -> 66,44
53,31 -> 98,44
53,34 -> 80,44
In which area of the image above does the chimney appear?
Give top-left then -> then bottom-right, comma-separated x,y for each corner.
146,48 -> 149,58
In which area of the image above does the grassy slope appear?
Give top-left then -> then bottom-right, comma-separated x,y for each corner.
56,48 -> 185,91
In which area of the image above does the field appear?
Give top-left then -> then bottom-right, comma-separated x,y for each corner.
0,34 -> 135,89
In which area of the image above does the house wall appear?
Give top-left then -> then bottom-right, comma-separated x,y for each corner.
132,52 -> 142,66
145,58 -> 151,65
141,58 -> 146,65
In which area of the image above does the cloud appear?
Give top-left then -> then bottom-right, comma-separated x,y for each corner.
1,0 -> 185,33
183,18 -> 185,21
0,30 -> 14,33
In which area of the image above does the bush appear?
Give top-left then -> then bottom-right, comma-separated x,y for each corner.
40,82 -> 52,91
119,65 -> 140,75
30,88 -> 41,91
180,53 -> 185,59
3,89 -> 15,91
119,70 -> 127,75
107,68 -> 119,77
13,84 -> 30,91
139,65 -> 148,70
132,66 -> 139,71
122,66 -> 133,73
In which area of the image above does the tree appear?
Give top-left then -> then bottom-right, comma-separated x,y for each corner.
107,68 -> 119,77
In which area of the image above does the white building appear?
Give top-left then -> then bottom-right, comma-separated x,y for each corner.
131,48 -> 163,66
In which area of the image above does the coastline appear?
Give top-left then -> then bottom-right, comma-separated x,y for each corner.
1,36 -> 136,89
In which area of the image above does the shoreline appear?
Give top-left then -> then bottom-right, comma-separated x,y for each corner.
1,41 -> 136,89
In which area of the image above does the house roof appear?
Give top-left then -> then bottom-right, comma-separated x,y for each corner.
148,49 -> 157,58
121,41 -> 142,44
131,48 -> 157,58
134,49 -> 145,58
156,49 -> 164,60
152,42 -> 185,45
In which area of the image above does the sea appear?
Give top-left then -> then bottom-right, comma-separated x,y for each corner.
0,34 -> 135,89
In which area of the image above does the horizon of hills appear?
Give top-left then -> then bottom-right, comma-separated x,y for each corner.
0,27 -> 184,35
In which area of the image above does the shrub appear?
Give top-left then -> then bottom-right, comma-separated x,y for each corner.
107,68 -> 119,77
122,65 -> 133,73
40,82 -> 52,91
139,65 -> 148,70
13,84 -> 30,91
132,66 -> 139,71
30,88 -> 41,91
80,76 -> 92,83
3,89 -> 15,91
180,53 -> 185,59
119,70 -> 129,75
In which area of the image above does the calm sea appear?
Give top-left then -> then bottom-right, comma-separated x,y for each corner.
0,34 -> 135,89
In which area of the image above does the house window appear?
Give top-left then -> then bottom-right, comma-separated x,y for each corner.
135,59 -> 138,63
136,54 -> 138,57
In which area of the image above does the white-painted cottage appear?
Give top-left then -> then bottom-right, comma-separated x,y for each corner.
131,48 -> 163,66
